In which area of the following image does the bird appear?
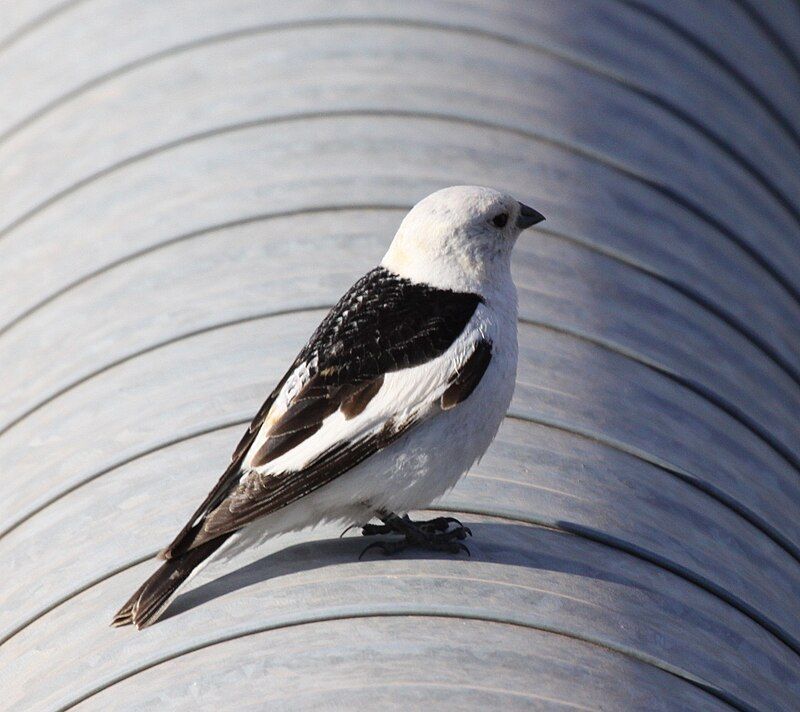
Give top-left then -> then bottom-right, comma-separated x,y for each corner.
112,185 -> 544,629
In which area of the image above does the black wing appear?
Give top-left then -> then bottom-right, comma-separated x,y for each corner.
441,338 -> 493,410
198,416 -> 418,540
162,267 -> 483,558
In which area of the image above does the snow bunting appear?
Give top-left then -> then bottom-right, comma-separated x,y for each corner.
112,185 -> 544,628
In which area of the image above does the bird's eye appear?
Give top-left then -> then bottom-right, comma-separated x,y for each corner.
491,212 -> 509,228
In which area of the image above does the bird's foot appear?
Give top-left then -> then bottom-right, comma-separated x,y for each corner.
361,514 -> 470,537
358,513 -> 471,559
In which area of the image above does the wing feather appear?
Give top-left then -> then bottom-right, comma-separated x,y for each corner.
195,416 -> 417,541
162,267 -> 486,558
161,356 -> 302,559
442,339 -> 493,409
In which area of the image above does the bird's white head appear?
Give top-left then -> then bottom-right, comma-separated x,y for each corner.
382,185 -> 544,295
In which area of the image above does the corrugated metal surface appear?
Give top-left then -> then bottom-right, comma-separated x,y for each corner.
1,1 -> 798,710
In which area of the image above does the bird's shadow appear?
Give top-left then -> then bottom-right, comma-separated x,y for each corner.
162,520 -> 645,622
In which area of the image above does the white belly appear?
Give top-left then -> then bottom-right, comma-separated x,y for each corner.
346,325 -> 518,515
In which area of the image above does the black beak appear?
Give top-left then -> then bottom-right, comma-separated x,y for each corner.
517,202 -> 545,229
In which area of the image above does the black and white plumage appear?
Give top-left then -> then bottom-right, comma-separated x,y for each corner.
113,185 -> 544,628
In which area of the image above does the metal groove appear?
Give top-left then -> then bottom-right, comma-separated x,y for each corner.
506,414 -> 800,568
2,212 -> 798,431
2,108 -> 798,324
731,0 -> 800,78
4,510 -> 542,648
615,0 -> 800,155
4,5 -> 798,709
68,679 -> 556,709
0,305 -> 330,440
12,243 -> 800,475
51,603 -> 754,712
0,551 -> 155,648
0,18 -> 800,270
0,16 -> 631,147
59,615 -> 752,712
518,317 -> 800,478
4,405 -> 795,580
0,538 -> 758,712
6,487 -> 796,709
551,520 -> 800,662
2,301 -> 797,554
0,16 -> 797,244
1,294 -> 798,557
2,404 -> 797,650
2,509 -> 540,646
625,79 -> 800,228
0,204 -> 407,341
538,227 -> 800,390
0,0 -> 88,54
0,420 -> 250,542
4,456 -> 797,682
614,163 -> 800,306
3,386 -> 796,582
3,507 -> 559,649
429,504 -> 800,662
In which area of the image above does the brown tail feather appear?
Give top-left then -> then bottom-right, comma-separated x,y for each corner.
111,535 -> 231,629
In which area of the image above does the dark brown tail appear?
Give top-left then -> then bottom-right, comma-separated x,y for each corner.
111,535 -> 231,629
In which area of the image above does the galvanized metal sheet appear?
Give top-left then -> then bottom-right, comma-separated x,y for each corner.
2,1 -> 799,710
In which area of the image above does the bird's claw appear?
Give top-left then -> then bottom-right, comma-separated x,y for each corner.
417,516 -> 458,533
339,524 -> 358,538
360,515 -> 470,537
453,541 -> 471,557
357,515 -> 472,559
360,522 -> 395,537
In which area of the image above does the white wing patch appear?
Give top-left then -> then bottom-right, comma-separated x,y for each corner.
240,307 -> 491,481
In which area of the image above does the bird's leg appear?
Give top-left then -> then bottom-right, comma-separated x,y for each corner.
359,517 -> 401,537
359,512 -> 471,559
361,514 -> 470,537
